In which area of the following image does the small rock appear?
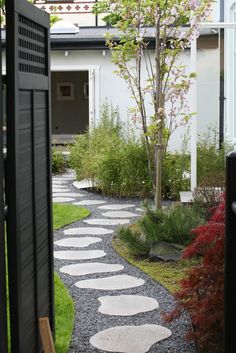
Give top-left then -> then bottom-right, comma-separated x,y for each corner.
149,241 -> 184,262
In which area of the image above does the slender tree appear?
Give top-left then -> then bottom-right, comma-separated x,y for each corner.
94,0 -> 213,209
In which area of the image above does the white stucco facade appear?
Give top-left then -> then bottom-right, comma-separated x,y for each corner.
225,0 -> 236,144
50,46 -> 220,151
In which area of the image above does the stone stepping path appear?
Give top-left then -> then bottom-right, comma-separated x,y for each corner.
90,325 -> 172,353
75,274 -> 145,290
99,204 -> 136,210
52,188 -> 70,193
53,197 -> 75,203
84,218 -> 130,226
98,295 -> 159,316
60,263 -> 124,276
54,237 -> 102,248
53,192 -> 84,197
73,179 -> 93,189
53,174 -> 196,353
54,250 -> 106,260
64,227 -> 113,236
73,200 -> 106,206
102,211 -> 139,218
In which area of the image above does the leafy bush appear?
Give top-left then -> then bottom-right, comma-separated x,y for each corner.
69,101 -> 152,197
52,149 -> 67,174
162,152 -> 190,200
166,201 -> 225,353
117,203 -> 205,256
197,127 -> 233,188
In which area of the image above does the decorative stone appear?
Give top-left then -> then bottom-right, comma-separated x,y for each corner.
75,275 -> 144,290
99,204 -> 136,210
60,263 -> 124,276
53,192 -> 84,197
98,295 -> 159,316
54,250 -> 106,260
73,200 -> 106,206
136,208 -> 144,212
54,237 -> 102,248
52,188 -> 70,193
64,227 -> 114,236
102,211 -> 139,218
84,219 -> 130,226
90,324 -> 172,353
53,197 -> 75,203
73,180 -> 93,189
149,241 -> 184,262
52,181 -> 69,185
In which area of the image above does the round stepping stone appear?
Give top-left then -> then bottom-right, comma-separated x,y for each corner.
53,192 -> 84,197
64,227 -> 114,236
90,324 -> 172,353
73,180 -> 93,189
99,204 -> 136,210
52,188 -> 70,193
73,200 -> 106,206
84,219 -> 130,226
54,237 -> 102,248
136,208 -> 144,212
98,295 -> 159,316
60,263 -> 124,276
75,275 -> 144,290
53,197 -> 75,203
102,211 -> 139,218
54,250 -> 106,260
53,179 -> 73,183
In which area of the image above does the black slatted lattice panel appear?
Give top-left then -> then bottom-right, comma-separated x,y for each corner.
6,2 -> 53,353
18,15 -> 47,75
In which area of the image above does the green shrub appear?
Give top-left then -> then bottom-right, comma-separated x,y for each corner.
69,101 -> 151,197
52,149 -> 67,174
118,203 -> 205,256
197,126 -> 234,187
162,152 -> 190,200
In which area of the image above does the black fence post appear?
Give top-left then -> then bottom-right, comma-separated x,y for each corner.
0,23 -> 8,353
225,150 -> 236,353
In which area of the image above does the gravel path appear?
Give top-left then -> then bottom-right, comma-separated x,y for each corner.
53,172 -> 196,353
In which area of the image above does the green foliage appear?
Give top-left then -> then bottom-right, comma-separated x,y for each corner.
162,152 -> 190,200
70,101 -> 152,197
118,227 -> 150,256
50,15 -> 61,26
52,148 -> 67,174
54,273 -> 74,353
118,203 -> 205,256
197,128 -> 233,187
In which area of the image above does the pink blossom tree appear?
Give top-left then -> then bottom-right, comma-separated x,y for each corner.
94,0 -> 213,209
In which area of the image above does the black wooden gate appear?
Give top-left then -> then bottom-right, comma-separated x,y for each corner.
3,1 -> 54,353
225,151 -> 236,353
0,22 -> 8,353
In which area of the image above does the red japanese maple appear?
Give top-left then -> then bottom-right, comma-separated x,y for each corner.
166,202 -> 225,353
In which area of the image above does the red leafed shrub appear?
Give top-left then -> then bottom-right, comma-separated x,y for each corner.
166,202 -> 225,353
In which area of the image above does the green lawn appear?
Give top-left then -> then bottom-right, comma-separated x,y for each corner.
53,202 -> 90,353
53,203 -> 90,230
54,273 -> 75,353
113,237 -> 198,294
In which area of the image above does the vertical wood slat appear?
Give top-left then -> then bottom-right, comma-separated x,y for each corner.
225,151 -> 236,353
5,1 -> 53,353
0,21 -> 8,353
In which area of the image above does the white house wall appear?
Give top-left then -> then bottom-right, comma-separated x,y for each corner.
50,47 -> 219,151
224,0 -> 236,144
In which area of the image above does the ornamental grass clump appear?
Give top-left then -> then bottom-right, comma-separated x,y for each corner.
117,203 -> 205,256
166,201 -> 225,353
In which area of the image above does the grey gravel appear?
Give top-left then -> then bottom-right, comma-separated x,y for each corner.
53,173 -> 196,353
